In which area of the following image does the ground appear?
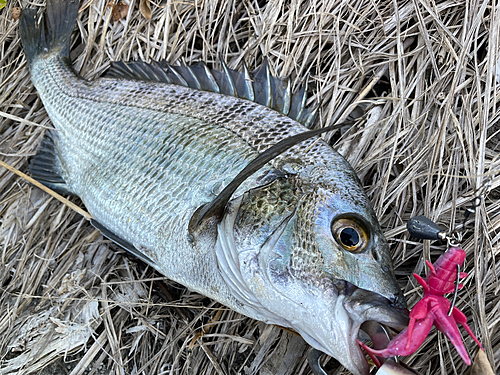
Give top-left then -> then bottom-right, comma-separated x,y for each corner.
0,0 -> 499,374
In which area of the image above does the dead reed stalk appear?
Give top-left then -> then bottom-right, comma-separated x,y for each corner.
0,0 -> 498,374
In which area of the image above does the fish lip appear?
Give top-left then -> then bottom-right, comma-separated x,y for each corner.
341,282 -> 409,374
348,322 -> 371,375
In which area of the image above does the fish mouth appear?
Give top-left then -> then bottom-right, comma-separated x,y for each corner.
343,285 -> 409,375
298,281 -> 408,375
300,281 -> 408,375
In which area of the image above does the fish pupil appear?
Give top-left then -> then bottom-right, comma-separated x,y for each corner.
340,228 -> 359,247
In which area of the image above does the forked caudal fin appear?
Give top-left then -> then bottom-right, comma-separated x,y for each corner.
19,0 -> 80,66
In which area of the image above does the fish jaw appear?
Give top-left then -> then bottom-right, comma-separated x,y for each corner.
281,280 -> 408,375
240,255 -> 407,375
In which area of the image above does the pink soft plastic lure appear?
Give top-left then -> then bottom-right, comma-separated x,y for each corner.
358,247 -> 483,367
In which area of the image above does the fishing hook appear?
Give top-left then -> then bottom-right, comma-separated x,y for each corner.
448,264 -> 461,316
307,348 -> 329,375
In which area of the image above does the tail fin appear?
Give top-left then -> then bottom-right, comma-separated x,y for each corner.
19,0 -> 79,65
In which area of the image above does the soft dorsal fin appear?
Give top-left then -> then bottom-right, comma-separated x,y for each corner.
104,58 -> 318,128
188,121 -> 349,237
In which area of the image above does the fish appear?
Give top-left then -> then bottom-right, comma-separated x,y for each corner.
18,1 -> 408,374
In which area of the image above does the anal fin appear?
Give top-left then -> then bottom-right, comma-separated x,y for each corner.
29,131 -> 74,195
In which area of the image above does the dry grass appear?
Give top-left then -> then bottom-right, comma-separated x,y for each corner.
0,0 -> 499,374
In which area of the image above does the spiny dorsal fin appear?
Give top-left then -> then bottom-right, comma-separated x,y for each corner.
219,57 -> 236,96
165,64 -> 189,87
289,78 -> 307,121
252,59 -> 292,116
252,58 -> 273,108
188,121 -> 350,238
179,58 -> 202,90
104,58 -> 318,127
176,61 -> 220,92
240,63 -> 255,101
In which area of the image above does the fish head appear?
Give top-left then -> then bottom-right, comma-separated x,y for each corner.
216,163 -> 407,375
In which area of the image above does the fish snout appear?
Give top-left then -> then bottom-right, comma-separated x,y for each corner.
344,287 -> 409,330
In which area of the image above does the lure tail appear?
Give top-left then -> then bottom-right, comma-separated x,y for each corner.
19,0 -> 79,66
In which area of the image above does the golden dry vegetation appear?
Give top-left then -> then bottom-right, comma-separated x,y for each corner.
0,0 -> 499,374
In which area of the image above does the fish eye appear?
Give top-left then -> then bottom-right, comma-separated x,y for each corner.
331,217 -> 370,253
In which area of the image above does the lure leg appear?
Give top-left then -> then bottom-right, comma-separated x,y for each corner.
405,296 -> 430,350
425,260 -> 437,275
452,307 -> 484,349
358,316 -> 433,367
357,339 -> 383,368
433,304 -> 471,365
412,273 -> 429,292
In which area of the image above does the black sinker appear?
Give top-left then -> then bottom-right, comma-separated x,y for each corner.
340,228 -> 359,247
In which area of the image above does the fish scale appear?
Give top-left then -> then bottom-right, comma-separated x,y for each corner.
37,59 -> 288,303
19,2 -> 409,374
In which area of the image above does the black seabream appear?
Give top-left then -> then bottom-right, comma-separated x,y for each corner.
19,1 -> 408,373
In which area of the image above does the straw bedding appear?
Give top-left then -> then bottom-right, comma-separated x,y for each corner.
0,0 -> 498,374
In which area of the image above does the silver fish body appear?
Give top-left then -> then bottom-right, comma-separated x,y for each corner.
19,1 -> 407,374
